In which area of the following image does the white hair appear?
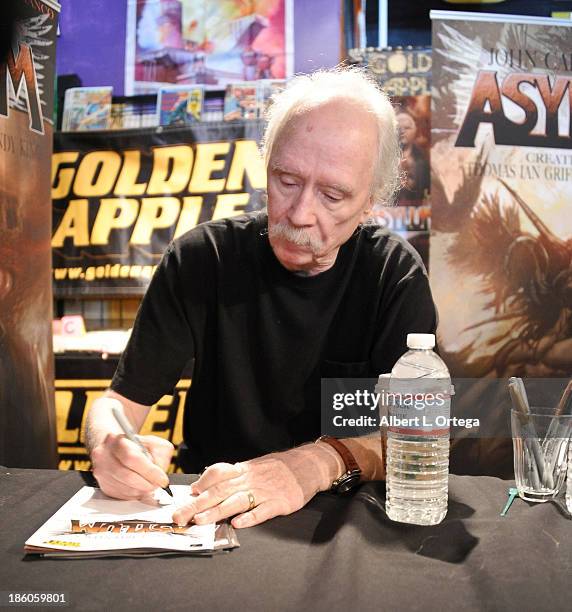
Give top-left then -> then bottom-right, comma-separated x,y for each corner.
260,65 -> 401,206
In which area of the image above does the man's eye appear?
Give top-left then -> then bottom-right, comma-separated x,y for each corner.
323,192 -> 342,203
280,177 -> 297,187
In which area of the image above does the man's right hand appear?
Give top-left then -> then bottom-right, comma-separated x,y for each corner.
91,433 -> 174,500
85,391 -> 174,500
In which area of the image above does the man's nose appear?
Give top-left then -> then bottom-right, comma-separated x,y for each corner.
287,185 -> 317,226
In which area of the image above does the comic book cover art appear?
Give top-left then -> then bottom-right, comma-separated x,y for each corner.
24,486 -> 241,557
109,102 -> 127,130
126,0 -> 293,94
257,79 -> 286,118
61,87 -> 113,132
157,85 -> 204,125
430,14 -> 572,379
223,82 -> 259,120
348,47 -> 432,267
393,95 -> 431,207
348,48 -> 432,203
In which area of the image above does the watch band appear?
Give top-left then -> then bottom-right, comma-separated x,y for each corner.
318,436 -> 360,473
317,436 -> 362,492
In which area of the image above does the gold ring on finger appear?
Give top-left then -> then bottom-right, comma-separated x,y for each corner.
246,491 -> 256,512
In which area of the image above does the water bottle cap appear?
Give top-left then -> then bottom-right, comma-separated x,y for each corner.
407,333 -> 435,349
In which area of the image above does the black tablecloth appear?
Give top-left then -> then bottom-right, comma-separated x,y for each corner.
1,468 -> 571,611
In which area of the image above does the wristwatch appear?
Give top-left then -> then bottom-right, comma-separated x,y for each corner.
317,436 -> 362,493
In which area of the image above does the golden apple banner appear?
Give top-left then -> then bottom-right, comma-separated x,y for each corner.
52,121 -> 266,296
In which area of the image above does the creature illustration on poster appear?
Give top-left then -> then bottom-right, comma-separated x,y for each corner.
430,14 -> 572,380
126,0 -> 293,94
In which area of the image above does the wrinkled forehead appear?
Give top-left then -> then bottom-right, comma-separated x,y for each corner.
273,99 -> 378,154
290,96 -> 376,126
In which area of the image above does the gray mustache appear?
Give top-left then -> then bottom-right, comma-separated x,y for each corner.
268,222 -> 324,254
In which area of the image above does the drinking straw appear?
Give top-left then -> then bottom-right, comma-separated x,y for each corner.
543,380 -> 572,450
514,376 -> 549,487
526,440 -> 542,491
508,378 -> 549,487
554,379 -> 572,417
542,379 -> 572,486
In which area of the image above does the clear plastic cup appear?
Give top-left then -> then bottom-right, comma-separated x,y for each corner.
511,407 -> 572,502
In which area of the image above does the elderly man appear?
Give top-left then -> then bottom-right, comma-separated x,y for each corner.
85,67 -> 437,529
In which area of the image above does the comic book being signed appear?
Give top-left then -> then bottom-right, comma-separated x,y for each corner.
25,486 -> 239,558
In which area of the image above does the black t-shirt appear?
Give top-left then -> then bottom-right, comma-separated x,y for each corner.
111,212 -> 437,472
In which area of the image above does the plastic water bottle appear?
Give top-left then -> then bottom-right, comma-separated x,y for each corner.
385,333 -> 451,525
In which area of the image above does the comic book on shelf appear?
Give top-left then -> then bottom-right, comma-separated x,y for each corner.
257,79 -> 286,117
61,86 -> 113,132
157,85 -> 204,126
223,82 -> 260,120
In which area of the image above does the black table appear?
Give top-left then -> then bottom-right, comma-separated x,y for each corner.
1,468 -> 571,611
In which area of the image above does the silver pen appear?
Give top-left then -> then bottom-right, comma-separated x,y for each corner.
111,406 -> 173,498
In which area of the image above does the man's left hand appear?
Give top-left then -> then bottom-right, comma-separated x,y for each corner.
172,444 -> 342,529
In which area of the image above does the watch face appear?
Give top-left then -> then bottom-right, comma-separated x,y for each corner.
335,471 -> 361,494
